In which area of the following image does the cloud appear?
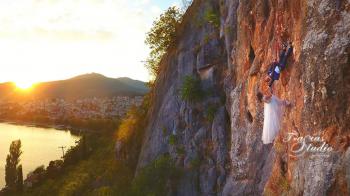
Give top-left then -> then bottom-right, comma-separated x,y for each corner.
171,1 -> 181,8
0,0 -> 153,40
138,0 -> 151,6
150,5 -> 162,16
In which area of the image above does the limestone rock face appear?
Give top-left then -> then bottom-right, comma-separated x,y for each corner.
136,0 -> 350,195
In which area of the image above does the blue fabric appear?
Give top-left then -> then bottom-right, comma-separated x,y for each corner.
268,47 -> 293,87
268,62 -> 280,80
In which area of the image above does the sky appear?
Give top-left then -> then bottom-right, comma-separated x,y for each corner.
0,0 -> 186,86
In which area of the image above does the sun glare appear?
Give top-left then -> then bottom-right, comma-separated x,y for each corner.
15,81 -> 35,90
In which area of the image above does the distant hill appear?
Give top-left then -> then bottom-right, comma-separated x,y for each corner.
0,73 -> 149,100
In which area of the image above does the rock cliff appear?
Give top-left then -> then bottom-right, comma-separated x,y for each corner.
136,0 -> 350,195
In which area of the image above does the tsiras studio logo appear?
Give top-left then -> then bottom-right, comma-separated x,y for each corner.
283,131 -> 334,157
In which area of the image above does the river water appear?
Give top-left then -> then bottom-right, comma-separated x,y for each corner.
0,123 -> 80,189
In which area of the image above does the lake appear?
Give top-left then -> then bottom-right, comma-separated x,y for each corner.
0,123 -> 80,189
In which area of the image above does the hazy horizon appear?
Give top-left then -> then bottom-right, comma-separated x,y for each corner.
0,72 -> 148,84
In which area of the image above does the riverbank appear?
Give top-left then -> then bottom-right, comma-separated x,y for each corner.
0,107 -> 122,132
0,118 -> 105,135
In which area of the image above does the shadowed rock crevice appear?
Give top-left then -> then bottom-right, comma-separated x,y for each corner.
249,45 -> 255,65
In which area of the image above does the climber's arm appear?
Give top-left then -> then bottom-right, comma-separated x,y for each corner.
279,99 -> 292,107
263,95 -> 272,103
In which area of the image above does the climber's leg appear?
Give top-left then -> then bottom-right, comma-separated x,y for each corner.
336,0 -> 341,10
279,46 -> 293,70
286,45 -> 293,57
278,42 -> 288,67
278,48 -> 286,64
269,78 -> 275,87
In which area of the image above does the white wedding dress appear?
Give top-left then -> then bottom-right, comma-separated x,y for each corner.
262,95 -> 285,144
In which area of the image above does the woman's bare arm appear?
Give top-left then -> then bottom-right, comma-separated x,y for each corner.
279,99 -> 292,107
263,95 -> 272,103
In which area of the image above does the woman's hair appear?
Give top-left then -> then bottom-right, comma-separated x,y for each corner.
257,92 -> 263,103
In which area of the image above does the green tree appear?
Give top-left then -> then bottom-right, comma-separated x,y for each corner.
145,6 -> 183,77
16,165 -> 23,192
5,140 -> 23,192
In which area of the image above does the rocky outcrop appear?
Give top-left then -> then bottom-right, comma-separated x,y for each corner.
136,0 -> 350,195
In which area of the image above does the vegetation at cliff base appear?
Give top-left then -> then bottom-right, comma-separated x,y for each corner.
22,133 -> 134,196
130,154 -> 182,196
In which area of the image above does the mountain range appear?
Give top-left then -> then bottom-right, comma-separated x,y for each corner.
0,73 -> 149,100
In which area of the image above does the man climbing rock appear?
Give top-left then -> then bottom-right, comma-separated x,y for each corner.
268,42 -> 293,87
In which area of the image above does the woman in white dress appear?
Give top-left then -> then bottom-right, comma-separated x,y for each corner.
258,76 -> 290,144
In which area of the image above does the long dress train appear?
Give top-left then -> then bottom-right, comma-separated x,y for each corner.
262,95 -> 284,144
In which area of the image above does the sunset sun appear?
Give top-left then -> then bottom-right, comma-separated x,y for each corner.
14,81 -> 35,90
